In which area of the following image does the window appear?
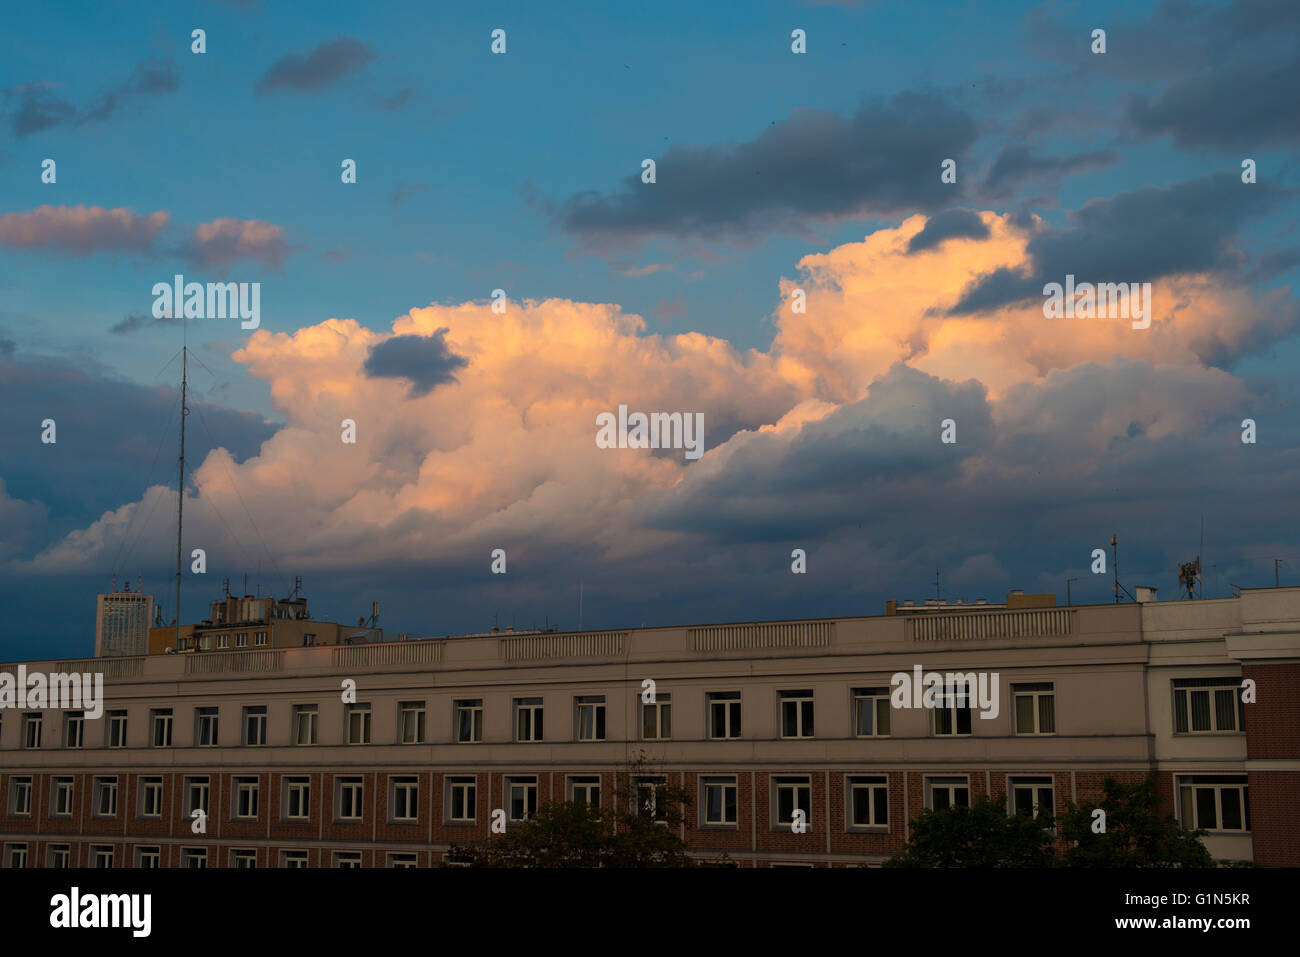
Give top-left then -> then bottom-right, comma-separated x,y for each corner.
231,849 -> 257,868
708,692 -> 742,739
1173,678 -> 1245,734
63,711 -> 84,748
255,631 -> 268,646
181,847 -> 208,868
399,701 -> 426,744
1013,683 -> 1056,735
196,707 -> 219,747
448,777 -> 476,823
391,777 -> 419,822
773,776 -> 811,830
22,713 -> 41,749
48,845 -> 71,868
346,703 -> 371,745
1008,776 -> 1054,820
243,706 -> 266,746
455,699 -> 483,743
9,777 -> 32,816
52,777 -> 74,817
235,632 -> 248,648
514,697 -> 543,742
285,777 -> 311,820
281,850 -> 309,868
177,637 -> 187,651
932,685 -> 973,736
234,777 -> 259,820
388,853 -> 418,868
336,777 -> 364,821
642,693 -> 671,740
293,705 -> 317,745
108,710 -> 128,748
139,777 -> 163,818
779,690 -> 815,739
926,776 -> 970,811
576,695 -> 606,741
151,708 -> 173,747
302,633 -> 314,647
6,844 -> 28,868
1178,775 -> 1250,832
702,776 -> 738,827
185,777 -> 210,817
634,776 -> 668,824
216,633 -> 229,649
507,776 -> 538,822
198,635 -> 211,651
135,847 -> 160,868
91,845 -> 114,868
848,776 -> 889,829
333,852 -> 362,868
568,776 -> 601,807
852,688 -> 891,737
93,777 -> 118,817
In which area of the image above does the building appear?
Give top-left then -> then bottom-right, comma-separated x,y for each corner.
2,587 -> 1297,868
93,582 -> 154,658
147,590 -> 382,655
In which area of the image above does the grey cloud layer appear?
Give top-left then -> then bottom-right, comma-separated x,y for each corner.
256,37 -> 375,94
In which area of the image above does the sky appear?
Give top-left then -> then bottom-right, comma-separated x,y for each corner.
1,0 -> 1298,661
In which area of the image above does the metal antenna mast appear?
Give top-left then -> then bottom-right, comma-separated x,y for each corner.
174,346 -> 189,653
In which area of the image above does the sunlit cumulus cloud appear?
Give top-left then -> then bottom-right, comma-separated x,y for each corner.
181,217 -> 295,270
0,205 -> 169,254
18,211 -> 1296,582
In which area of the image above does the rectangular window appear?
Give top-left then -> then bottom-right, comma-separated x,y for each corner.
216,633 -> 229,649
234,777 -> 259,820
1013,683 -> 1056,735
281,850 -> 309,868
576,695 -> 606,741
93,777 -> 118,817
293,705 -> 317,745
391,776 -> 419,822
779,690 -> 815,739
9,778 -> 32,817
567,776 -> 601,807
135,847 -> 160,868
926,776 -> 970,811
848,776 -> 889,829
91,846 -> 114,868
22,713 -> 41,749
514,697 -> 543,742
346,703 -> 371,745
1009,776 -> 1055,819
852,688 -> 891,737
333,852 -> 362,868
455,699 -> 483,743
63,711 -> 84,748
641,693 -> 672,740
139,777 -> 163,818
708,692 -> 742,739
108,710 -> 128,748
399,701 -> 426,744
52,777 -> 74,817
388,853 -> 418,869
302,633 -> 314,647
285,777 -> 311,820
634,776 -> 669,824
243,706 -> 267,746
6,844 -> 28,868
702,776 -> 738,827
181,847 -> 208,869
1178,775 -> 1250,832
773,776 -> 812,829
1173,678 -> 1245,734
933,685 -> 973,736
507,776 -> 538,822
231,849 -> 257,868
448,777 -> 477,823
196,707 -> 219,747
185,777 -> 210,817
336,777 -> 364,821
235,632 -> 248,648
255,631 -> 268,646
151,708 -> 173,747
48,845 -> 71,868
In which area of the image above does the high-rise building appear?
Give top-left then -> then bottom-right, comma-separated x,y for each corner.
94,582 -> 154,658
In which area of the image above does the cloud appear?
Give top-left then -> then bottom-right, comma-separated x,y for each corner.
181,218 -> 294,270
907,208 -> 989,253
363,330 -> 468,396
390,183 -> 428,208
255,37 -> 375,94
4,83 -> 75,136
982,146 -> 1118,199
78,57 -> 179,125
0,205 -> 169,255
110,313 -> 181,335
552,93 -> 978,253
4,58 -> 179,136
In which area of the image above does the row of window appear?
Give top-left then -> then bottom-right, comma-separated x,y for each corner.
1,772 -> 1251,833
2,844 -> 416,869
176,632 -> 271,651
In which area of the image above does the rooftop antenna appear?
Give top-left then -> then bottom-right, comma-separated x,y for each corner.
1276,558 -> 1286,587
1066,577 -> 1078,606
933,568 -> 941,601
174,345 -> 189,657
579,578 -> 584,632
1177,557 -> 1201,600
1110,535 -> 1135,603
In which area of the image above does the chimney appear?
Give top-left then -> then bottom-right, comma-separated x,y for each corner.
1136,586 -> 1158,602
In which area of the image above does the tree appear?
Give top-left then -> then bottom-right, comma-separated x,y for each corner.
1058,776 -> 1214,867
885,795 -> 1055,868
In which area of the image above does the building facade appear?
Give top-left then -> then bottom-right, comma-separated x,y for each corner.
93,586 -> 154,658
3,588 -> 1297,868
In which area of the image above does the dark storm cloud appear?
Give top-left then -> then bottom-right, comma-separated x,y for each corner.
553,93 -> 978,251
950,173 -> 1278,314
907,208 -> 990,253
982,146 -> 1118,199
363,331 -> 467,397
255,37 -> 375,94
5,84 -> 76,136
4,58 -> 179,136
